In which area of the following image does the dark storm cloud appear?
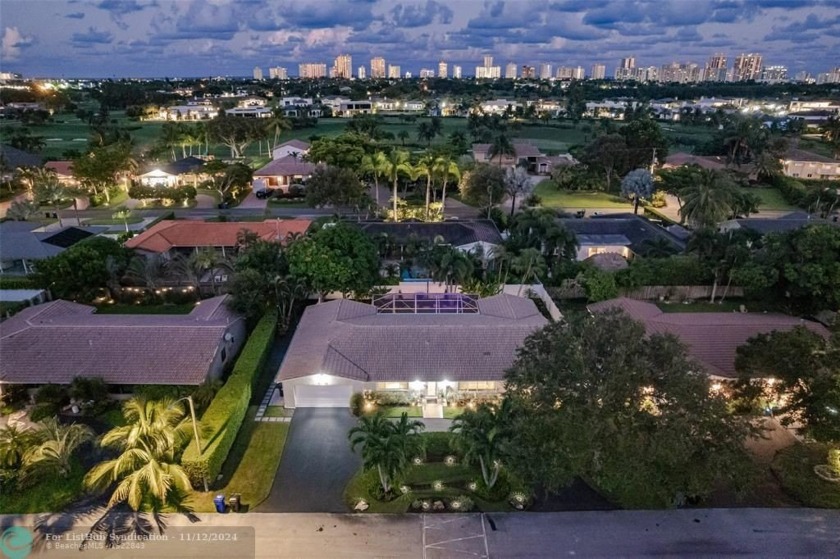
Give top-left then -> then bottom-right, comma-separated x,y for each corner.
390,1 -> 453,27
71,27 -> 113,44
65,12 -> 85,19
280,1 -> 376,30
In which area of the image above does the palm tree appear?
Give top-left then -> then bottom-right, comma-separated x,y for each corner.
510,248 -> 546,295
126,254 -> 168,292
85,398 -> 193,512
450,400 -> 512,490
0,424 -> 34,469
488,133 -> 515,167
266,109 -> 292,153
679,169 -> 737,229
397,130 -> 410,146
752,151 -> 783,181
194,248 -> 231,295
112,208 -> 132,233
433,155 -> 460,217
416,153 -> 436,221
24,418 -> 93,479
32,171 -> 68,227
360,151 -> 389,207
383,150 -> 413,222
821,116 -> 840,158
348,412 -> 424,495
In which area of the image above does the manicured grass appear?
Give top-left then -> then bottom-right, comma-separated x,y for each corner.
378,406 -> 423,418
94,303 -> 195,314
512,123 -> 590,153
534,180 -> 631,209
191,407 -> 290,512
405,462 -> 474,484
797,139 -> 836,160
86,216 -> 144,226
656,300 -> 782,313
196,188 -> 222,203
262,406 -> 291,418
740,186 -> 796,211
443,407 -> 465,419
771,443 -> 840,508
0,460 -> 87,513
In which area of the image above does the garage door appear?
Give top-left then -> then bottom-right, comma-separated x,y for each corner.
294,385 -> 353,408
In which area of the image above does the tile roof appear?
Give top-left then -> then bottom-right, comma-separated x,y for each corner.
558,214 -> 686,254
783,148 -> 839,163
0,145 -> 41,168
44,161 -> 74,177
0,296 -> 243,385
358,220 -> 503,247
731,212 -> 836,235
0,222 -> 106,261
588,297 -> 831,378
277,294 -> 547,383
124,219 -> 311,253
664,152 -> 727,170
277,139 -> 310,151
471,142 -> 545,160
253,156 -> 317,177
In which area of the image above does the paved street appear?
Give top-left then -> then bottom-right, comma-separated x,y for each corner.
4,508 -> 839,558
259,408 -> 361,513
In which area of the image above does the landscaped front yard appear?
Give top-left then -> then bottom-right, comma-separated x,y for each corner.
739,186 -> 796,211
534,181 -> 632,209
771,443 -> 840,508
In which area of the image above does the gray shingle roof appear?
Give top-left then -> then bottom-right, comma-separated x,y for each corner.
277,294 -> 547,383
359,220 -> 503,247
0,296 -> 242,385
559,215 -> 686,254
0,222 -> 108,261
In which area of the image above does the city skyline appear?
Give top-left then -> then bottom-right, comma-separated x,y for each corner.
1,0 -> 839,78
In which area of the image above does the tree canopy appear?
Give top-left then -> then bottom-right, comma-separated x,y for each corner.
459,164 -> 505,208
33,237 -> 131,301
504,311 -> 754,508
304,165 -> 368,211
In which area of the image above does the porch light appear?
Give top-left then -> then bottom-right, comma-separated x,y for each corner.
314,373 -> 329,385
766,378 -> 776,387
410,380 -> 425,391
439,379 -> 454,390
711,382 -> 722,393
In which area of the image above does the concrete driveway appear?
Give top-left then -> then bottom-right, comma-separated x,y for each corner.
259,407 -> 361,513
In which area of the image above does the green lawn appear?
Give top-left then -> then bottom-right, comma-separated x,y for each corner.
771,443 -> 840,508
797,139 -> 836,160
513,123 -> 590,153
0,460 -> 87,513
534,180 -> 631,209
378,406 -> 423,418
740,186 -> 796,211
191,407 -> 290,512
263,406 -> 291,418
86,216 -> 144,226
94,304 -> 195,314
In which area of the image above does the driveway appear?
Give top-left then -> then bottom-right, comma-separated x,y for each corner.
259,407 -> 361,512
238,190 -> 268,210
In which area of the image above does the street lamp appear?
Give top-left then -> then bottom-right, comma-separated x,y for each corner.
174,395 -> 208,492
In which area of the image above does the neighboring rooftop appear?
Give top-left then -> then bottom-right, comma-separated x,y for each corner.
725,211 -> 836,235
276,139 -> 310,151
558,214 -> 686,255
663,152 -> 727,170
141,156 -> 206,176
0,296 -> 242,385
0,222 -> 107,262
588,297 -> 831,378
782,148 -> 839,164
0,144 -> 41,169
44,160 -> 74,177
277,294 -> 547,383
254,155 -> 317,177
358,220 -> 503,248
472,141 -> 544,160
124,219 -> 311,253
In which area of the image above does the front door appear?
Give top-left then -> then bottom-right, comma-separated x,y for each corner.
425,382 -> 437,400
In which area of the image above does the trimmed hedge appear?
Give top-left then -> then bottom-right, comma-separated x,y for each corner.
0,277 -> 36,289
181,310 -> 277,487
128,184 -> 196,203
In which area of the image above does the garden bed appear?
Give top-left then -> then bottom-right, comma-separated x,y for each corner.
771,443 -> 840,508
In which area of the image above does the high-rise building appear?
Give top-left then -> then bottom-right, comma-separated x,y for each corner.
519,65 -> 534,79
539,63 -> 553,80
333,54 -> 352,79
357,66 -> 366,79
438,60 -> 448,78
555,66 -> 574,80
659,62 -> 701,83
572,66 -> 585,80
816,68 -> 840,84
299,63 -> 327,79
253,66 -> 263,80
370,57 -> 386,79
420,68 -> 435,78
388,64 -> 401,79
505,62 -> 517,79
760,65 -> 788,84
452,65 -> 462,79
615,56 -> 636,80
732,53 -> 763,81
484,55 -> 494,68
476,55 -> 501,79
590,63 -> 606,80
268,66 -> 288,80
704,53 -> 727,82
794,71 -> 812,83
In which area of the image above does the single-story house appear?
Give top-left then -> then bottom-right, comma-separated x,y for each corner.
472,141 -> 546,171
359,220 -> 503,259
272,139 -> 310,161
558,214 -> 686,261
253,156 -> 317,190
0,145 -> 41,175
138,156 -> 206,188
781,148 -> 840,181
720,211 -> 837,235
588,297 -> 830,379
662,152 -> 728,171
0,221 -> 107,275
0,296 -> 246,392
44,161 -> 78,186
125,219 -> 311,259
160,102 -> 218,121
276,293 -> 548,408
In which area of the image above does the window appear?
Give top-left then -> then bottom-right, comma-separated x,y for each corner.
460,381 -> 496,391
376,382 -> 408,390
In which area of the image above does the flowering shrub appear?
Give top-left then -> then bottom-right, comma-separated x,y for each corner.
432,480 -> 444,491
448,496 -> 474,512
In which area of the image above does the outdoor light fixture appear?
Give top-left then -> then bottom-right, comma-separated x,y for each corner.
410,380 -> 425,391
314,373 -> 329,385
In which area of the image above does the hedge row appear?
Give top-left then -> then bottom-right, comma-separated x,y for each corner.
0,277 -> 36,289
771,175 -> 810,206
128,184 -> 197,202
181,310 -> 277,488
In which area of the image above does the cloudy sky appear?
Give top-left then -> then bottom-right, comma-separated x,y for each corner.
2,0 -> 839,78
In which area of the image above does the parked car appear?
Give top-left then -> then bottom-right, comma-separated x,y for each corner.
255,189 -> 270,199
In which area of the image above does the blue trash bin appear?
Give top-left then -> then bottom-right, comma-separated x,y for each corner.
213,494 -> 226,513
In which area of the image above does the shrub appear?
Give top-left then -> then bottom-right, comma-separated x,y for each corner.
128,184 -> 197,203
180,310 -> 277,487
615,256 -> 713,288
1,385 -> 30,409
0,277 -> 36,290
34,384 -> 69,407
421,432 -> 456,461
579,267 -> 618,302
68,376 -> 110,415
372,391 -> 412,407
350,393 -> 365,417
134,385 -> 189,401
447,495 -> 474,512
30,403 -> 59,422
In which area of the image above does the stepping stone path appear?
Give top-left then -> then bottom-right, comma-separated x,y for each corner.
255,383 -> 292,423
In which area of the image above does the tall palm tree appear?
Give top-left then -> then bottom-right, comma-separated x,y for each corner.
679,169 -> 737,229
348,412 -> 424,495
488,133 -> 515,167
416,153 -> 436,221
360,151 -> 389,207
450,400 -> 512,489
383,150 -> 413,222
24,418 -> 93,479
194,248 -> 231,295
126,254 -> 168,291
510,247 -> 547,295
821,116 -> 840,158
265,109 -> 292,153
752,151 -> 783,181
433,155 -> 460,217
33,171 -> 68,227
112,208 -> 132,233
85,398 -> 193,512
0,424 -> 34,469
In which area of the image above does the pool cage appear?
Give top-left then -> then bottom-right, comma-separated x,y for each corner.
373,292 -> 480,314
